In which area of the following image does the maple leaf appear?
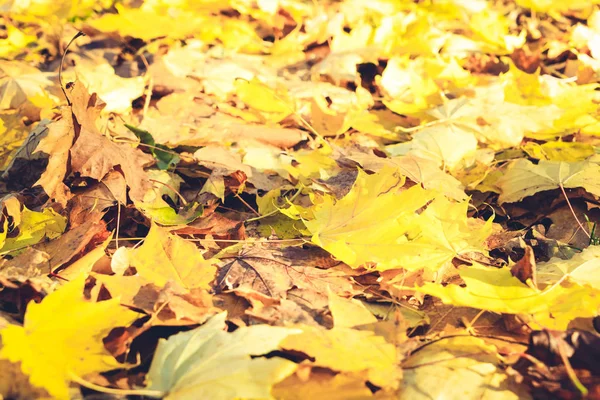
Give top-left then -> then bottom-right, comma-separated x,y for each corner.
0,274 -> 139,399
145,312 -> 298,399
497,159 -> 600,204
0,111 -> 31,170
134,170 -> 203,226
304,166 -> 490,271
87,4 -> 204,41
66,81 -> 154,202
162,45 -> 265,100
516,0 -> 600,14
536,246 -> 600,288
233,77 -> 294,124
29,110 -> 75,205
394,155 -> 467,201
281,325 -> 401,390
129,223 -> 216,290
387,123 -> 478,171
0,61 -> 54,110
304,166 -> 430,269
73,62 -> 145,114
409,263 -> 600,329
0,24 -> 36,60
328,289 -> 377,328
521,141 -> 595,162
400,336 -> 531,399
0,196 -> 66,253
380,56 -> 442,115
273,370 -> 374,400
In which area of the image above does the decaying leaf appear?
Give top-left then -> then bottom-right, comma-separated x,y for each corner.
67,81 -> 154,202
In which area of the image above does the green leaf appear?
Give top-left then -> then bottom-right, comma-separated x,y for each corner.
125,124 -> 179,170
1,199 -> 66,253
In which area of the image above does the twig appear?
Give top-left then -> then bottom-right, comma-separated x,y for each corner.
59,31 -> 86,106
405,334 -> 528,359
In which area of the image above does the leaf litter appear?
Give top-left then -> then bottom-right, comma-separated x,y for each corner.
2,0 -> 600,399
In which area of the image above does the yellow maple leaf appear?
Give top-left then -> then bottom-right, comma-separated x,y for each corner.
393,154 -> 467,201
72,62 -> 145,114
283,147 -> 339,183
409,263 -> 600,329
304,167 -> 430,269
7,0 -> 112,19
328,289 -> 377,328
0,111 -> 31,169
400,336 -> 531,400
88,4 -> 204,41
273,369 -> 374,400
234,77 -> 294,124
281,325 -> 401,390
130,223 -> 216,289
0,24 -> 36,59
516,0 -> 600,15
0,274 -> 139,399
304,167 -> 490,271
521,141 -> 595,162
0,60 -> 55,110
380,56 -> 442,115
391,196 -> 492,271
536,246 -> 600,288
497,159 -> 600,203
386,123 -> 478,171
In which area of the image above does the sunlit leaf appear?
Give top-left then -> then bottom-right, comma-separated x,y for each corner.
146,312 -> 298,399
0,275 -> 139,399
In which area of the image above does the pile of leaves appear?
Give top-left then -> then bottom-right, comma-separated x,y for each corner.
2,0 -> 600,398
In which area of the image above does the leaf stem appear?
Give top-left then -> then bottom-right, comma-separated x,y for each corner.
69,372 -> 164,398
559,184 -> 590,239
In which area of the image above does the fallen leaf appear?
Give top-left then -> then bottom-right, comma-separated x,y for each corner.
130,223 -> 217,290
0,274 -> 139,399
87,4 -> 204,41
497,159 -> 600,204
400,336 -> 531,400
145,312 -> 298,399
273,369 -> 373,400
0,61 -> 54,110
281,325 -> 401,390
1,197 -> 66,253
67,81 -> 155,202
328,289 -> 377,328
410,262 -> 600,329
